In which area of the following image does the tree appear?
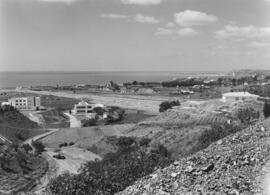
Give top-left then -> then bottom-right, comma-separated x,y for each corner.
32,140 -> 45,154
81,118 -> 97,127
263,102 -> 270,118
93,107 -> 105,116
159,100 -> 180,112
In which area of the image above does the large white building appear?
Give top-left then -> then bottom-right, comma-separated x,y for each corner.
222,92 -> 259,102
72,101 -> 105,115
8,96 -> 41,110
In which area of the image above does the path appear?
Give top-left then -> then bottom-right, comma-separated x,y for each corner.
64,112 -> 81,128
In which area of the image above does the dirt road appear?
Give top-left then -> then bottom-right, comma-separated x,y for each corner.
64,112 -> 81,128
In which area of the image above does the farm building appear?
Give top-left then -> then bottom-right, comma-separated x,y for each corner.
222,92 -> 259,102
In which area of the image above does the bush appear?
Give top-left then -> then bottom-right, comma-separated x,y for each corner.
236,107 -> 260,124
59,142 -> 68,148
159,100 -> 180,112
198,123 -> 242,149
263,102 -> 270,118
32,140 -> 45,154
22,143 -> 33,153
93,107 -> 105,116
139,137 -> 151,147
106,107 -> 125,123
82,118 -> 97,127
47,137 -> 172,195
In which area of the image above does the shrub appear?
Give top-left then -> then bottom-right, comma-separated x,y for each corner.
47,137 -> 172,195
106,107 -> 125,123
198,123 -> 242,149
32,140 -> 45,154
82,118 -> 97,127
159,100 -> 180,112
22,143 -> 33,153
139,137 -> 151,147
59,142 -> 68,148
263,102 -> 270,118
93,107 -> 105,116
236,107 -> 260,124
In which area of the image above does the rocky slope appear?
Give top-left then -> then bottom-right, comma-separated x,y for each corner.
118,118 -> 270,195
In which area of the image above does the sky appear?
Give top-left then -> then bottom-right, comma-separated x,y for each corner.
0,0 -> 270,72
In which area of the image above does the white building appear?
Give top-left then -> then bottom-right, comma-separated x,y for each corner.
8,96 -> 41,110
222,92 -> 259,102
72,101 -> 94,114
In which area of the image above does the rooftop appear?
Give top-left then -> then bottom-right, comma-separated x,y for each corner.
222,92 -> 259,97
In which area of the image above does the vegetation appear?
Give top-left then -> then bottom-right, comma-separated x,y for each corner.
82,118 -> 97,127
263,102 -> 270,118
0,143 -> 47,192
93,106 -> 106,116
0,105 -> 43,142
159,100 -> 180,112
197,123 -> 242,150
47,137 -> 172,195
235,106 -> 260,124
106,106 -> 125,123
32,140 -> 45,154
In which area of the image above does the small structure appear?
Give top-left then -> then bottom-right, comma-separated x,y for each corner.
1,102 -> 10,107
222,92 -> 259,102
72,101 -> 105,115
8,96 -> 41,110
72,101 -> 94,114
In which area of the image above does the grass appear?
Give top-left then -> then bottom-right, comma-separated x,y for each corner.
40,95 -> 79,110
0,107 -> 46,142
39,108 -> 70,128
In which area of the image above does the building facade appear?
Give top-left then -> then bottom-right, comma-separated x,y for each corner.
8,96 -> 41,110
222,92 -> 259,102
72,101 -> 94,114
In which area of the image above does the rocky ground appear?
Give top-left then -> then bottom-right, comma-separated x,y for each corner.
118,118 -> 270,195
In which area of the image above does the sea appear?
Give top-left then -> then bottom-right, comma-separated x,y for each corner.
0,71 -> 223,88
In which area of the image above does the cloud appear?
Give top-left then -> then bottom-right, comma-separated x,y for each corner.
155,28 -> 174,35
247,41 -> 270,48
121,0 -> 164,5
166,22 -> 176,28
36,0 -> 79,4
215,25 -> 270,39
101,14 -> 129,19
174,10 -> 218,27
134,14 -> 160,24
176,28 -> 198,36
155,27 -> 198,37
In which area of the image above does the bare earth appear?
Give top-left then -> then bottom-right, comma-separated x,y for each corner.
2,89 -> 175,114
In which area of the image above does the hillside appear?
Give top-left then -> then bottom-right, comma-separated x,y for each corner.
118,118 -> 270,194
0,106 -> 45,142
0,142 -> 48,194
124,99 -> 262,158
